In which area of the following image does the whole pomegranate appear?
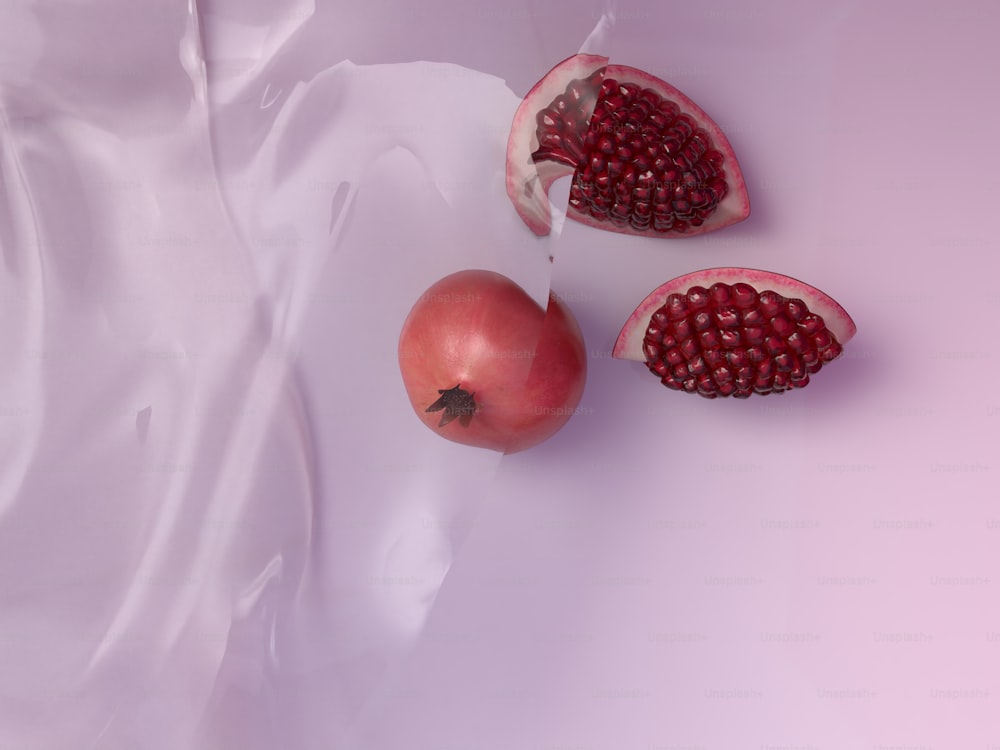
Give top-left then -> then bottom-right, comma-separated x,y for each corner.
398,270 -> 587,453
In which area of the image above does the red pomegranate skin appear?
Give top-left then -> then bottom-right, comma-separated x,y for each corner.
398,270 -> 587,454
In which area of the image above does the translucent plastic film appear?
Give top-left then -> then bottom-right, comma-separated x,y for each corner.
1,1 -> 558,747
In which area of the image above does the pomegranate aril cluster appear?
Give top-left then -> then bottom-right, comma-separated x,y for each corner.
530,71 -> 604,168
531,75 -> 730,234
642,282 -> 843,398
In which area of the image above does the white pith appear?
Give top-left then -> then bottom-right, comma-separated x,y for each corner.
612,268 -> 857,362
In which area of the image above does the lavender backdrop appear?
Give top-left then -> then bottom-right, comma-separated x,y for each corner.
2,1 -> 999,748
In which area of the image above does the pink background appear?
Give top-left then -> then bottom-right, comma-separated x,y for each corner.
2,1 -> 999,748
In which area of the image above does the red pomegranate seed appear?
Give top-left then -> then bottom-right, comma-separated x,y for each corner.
636,279 -> 850,398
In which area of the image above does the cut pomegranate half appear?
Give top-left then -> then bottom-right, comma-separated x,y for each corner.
614,268 -> 856,398
506,54 -> 750,239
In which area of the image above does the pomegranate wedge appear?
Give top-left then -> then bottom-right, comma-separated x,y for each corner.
506,54 -> 750,239
614,268 -> 856,398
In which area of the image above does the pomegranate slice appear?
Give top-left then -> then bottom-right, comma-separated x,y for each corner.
506,54 -> 750,238
614,268 -> 856,398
